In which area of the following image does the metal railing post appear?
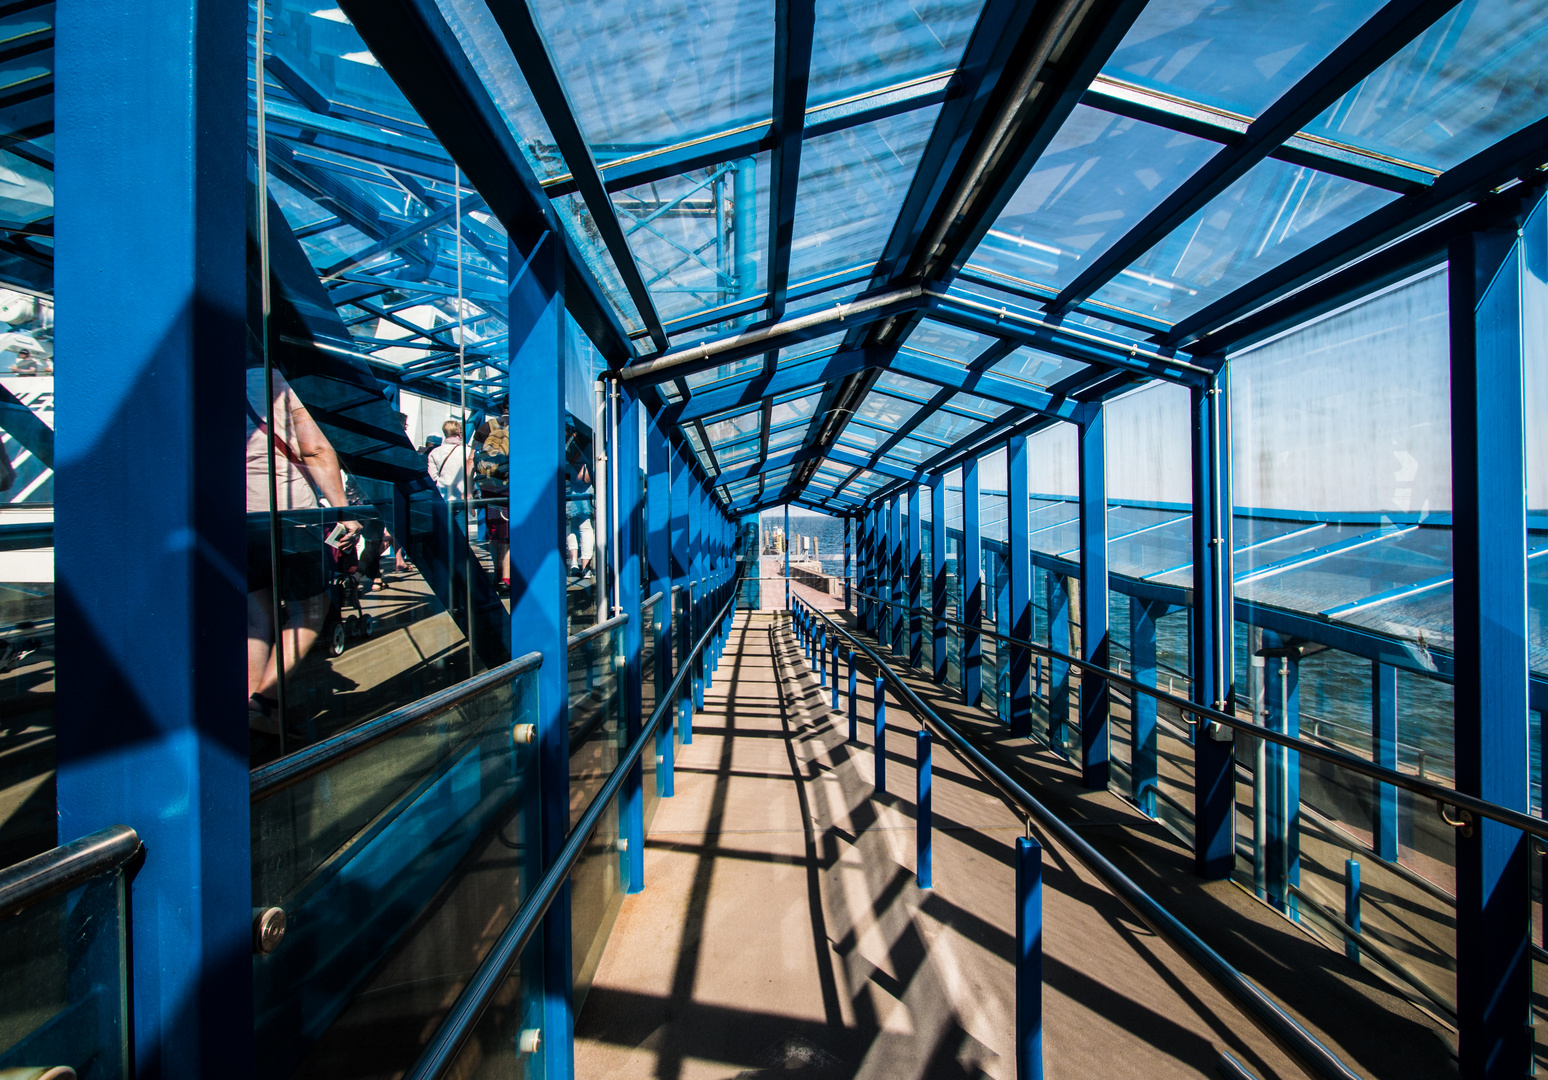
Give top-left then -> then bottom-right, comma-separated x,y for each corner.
847,652 -> 858,742
874,674 -> 887,795
1017,835 -> 1044,1080
1344,859 -> 1361,963
917,730 -> 932,889
819,629 -> 828,687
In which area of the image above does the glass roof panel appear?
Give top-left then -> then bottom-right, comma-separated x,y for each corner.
969,106 -> 1220,291
789,105 -> 941,282
911,407 -> 984,446
613,155 -> 770,323
945,391 -> 1011,420
554,192 -> 644,332
1088,157 -> 1399,322
770,391 -> 822,427
992,346 -> 1091,388
779,330 -> 849,367
703,408 -> 761,446
715,436 -> 762,466
885,436 -> 938,465
1300,0 -> 1548,172
808,0 -> 982,107
766,424 -> 809,452
838,425 -> 885,451
684,354 -> 763,392
901,318 -> 997,364
853,392 -> 923,430
528,0 -> 775,149
874,369 -> 940,401
1102,0 -> 1387,118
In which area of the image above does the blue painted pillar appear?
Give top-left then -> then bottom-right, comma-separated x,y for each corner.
1046,573 -> 1070,750
844,516 -> 853,610
1190,365 -> 1235,880
501,221 -> 571,1074
877,503 -> 891,646
963,456 -> 983,708
1129,598 -> 1159,816
907,484 -> 922,667
690,484 -> 704,709
784,502 -> 791,610
1078,406 -> 1110,789
56,4 -> 251,1074
931,476 -> 948,684
1261,639 -> 1300,914
1449,195 -> 1538,1079
1371,661 -> 1397,863
618,388 -> 644,893
857,510 -> 871,631
1008,436 -> 1031,739
647,421 -> 674,796
670,454 -> 691,737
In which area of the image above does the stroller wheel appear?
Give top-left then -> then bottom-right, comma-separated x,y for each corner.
344,615 -> 359,638
328,620 -> 347,657
360,614 -> 375,639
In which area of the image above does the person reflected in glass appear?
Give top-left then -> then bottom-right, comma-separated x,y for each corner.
247,363 -> 358,735
473,402 -> 511,593
428,419 -> 469,502
10,349 -> 45,375
564,424 -> 594,581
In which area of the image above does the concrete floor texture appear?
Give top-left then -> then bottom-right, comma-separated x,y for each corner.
574,608 -> 1342,1080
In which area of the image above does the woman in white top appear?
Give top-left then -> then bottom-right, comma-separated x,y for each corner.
246,366 -> 358,734
428,419 -> 470,501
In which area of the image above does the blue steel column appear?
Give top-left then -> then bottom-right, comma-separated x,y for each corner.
878,504 -> 892,645
56,4 -> 250,1073
618,387 -> 644,893
647,419 -> 673,794
503,222 -> 571,1074
886,495 -> 902,654
1008,436 -> 1032,739
1078,405 -> 1110,789
1371,662 -> 1397,863
907,484 -> 922,667
784,502 -> 791,610
931,475 -> 948,684
844,516 -> 853,610
1449,196 -> 1537,1079
856,510 -> 870,631
690,483 -> 704,709
1190,365 -> 1235,880
963,456 -> 983,708
1261,639 -> 1300,914
1129,598 -> 1159,816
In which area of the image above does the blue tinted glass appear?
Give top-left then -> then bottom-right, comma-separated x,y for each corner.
885,436 -> 938,465
947,391 -> 1012,419
1089,157 -> 1398,321
902,318 -> 996,363
874,369 -> 939,400
684,355 -> 763,391
993,346 -> 1090,388
779,330 -> 848,367
770,391 -> 822,426
808,0 -> 983,107
853,391 -> 923,430
614,155 -> 769,323
529,0 -> 774,148
839,424 -> 886,451
555,192 -> 644,332
716,437 -> 761,466
767,425 -> 809,451
1102,0 -> 1386,118
1302,0 -> 1548,172
790,106 -> 941,282
970,106 -> 1220,290
911,407 -> 983,446
703,409 -> 760,446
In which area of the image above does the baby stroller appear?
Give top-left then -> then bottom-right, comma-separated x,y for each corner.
320,529 -> 375,657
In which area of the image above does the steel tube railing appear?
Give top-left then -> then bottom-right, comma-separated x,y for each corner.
404,574 -> 741,1080
852,588 -> 1543,844
0,823 -> 142,920
796,599 -> 1361,1080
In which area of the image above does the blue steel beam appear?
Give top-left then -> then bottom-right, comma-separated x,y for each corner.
481,0 -> 667,352
768,0 -> 814,317
1078,404 -> 1109,789
1448,192 -> 1536,1079
1051,0 -> 1466,315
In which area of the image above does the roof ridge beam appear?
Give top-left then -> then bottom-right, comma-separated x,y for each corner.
768,0 -> 815,318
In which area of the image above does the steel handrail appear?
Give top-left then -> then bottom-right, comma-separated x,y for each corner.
796,600 -> 1360,1080
250,651 -> 544,799
849,588 -> 1547,843
405,573 -> 742,1080
568,612 -> 629,650
0,823 -> 141,920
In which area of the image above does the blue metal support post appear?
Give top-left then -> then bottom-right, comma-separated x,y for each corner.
1008,435 -> 1032,739
931,474 -> 948,684
1191,366 -> 1235,880
885,495 -> 901,654
1345,859 -> 1361,963
963,455 -> 983,708
1371,662 -> 1397,862
1078,406 -> 1109,789
876,503 -> 890,646
647,418 -> 674,797
1129,598 -> 1160,816
908,484 -> 922,668
784,503 -> 791,610
819,628 -> 828,687
917,730 -> 932,888
848,652 -> 858,741
1449,194 -> 1538,1078
502,216 -> 571,1077
618,386 -> 645,893
844,515 -> 853,610
873,674 -> 887,794
56,6 -> 252,1072
1260,637 -> 1300,914
671,453 -> 692,744
1016,836 -> 1044,1080
690,486 -> 704,711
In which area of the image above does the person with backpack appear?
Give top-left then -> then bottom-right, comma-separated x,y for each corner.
473,403 -> 511,593
427,419 -> 469,501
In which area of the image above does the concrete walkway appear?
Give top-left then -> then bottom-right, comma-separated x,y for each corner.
573,610 -> 1313,1080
